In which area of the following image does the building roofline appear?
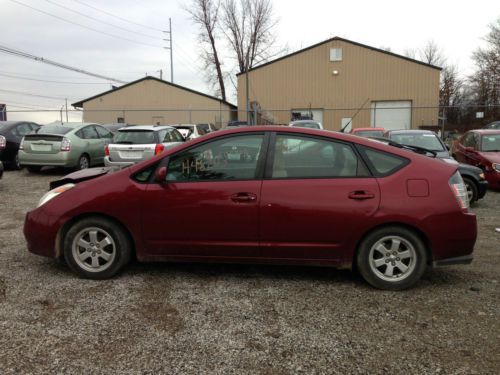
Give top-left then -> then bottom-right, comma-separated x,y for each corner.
72,76 -> 237,109
236,36 -> 442,76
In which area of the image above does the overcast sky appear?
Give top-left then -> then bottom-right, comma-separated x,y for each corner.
1,0 -> 499,123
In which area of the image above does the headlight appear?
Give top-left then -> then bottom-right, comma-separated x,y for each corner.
37,183 -> 75,208
493,163 -> 500,173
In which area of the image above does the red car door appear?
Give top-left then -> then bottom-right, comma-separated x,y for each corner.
141,133 -> 266,258
259,133 -> 380,261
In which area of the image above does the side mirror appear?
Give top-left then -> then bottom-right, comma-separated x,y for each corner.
154,166 -> 167,183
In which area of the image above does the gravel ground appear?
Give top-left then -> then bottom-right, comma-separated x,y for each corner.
0,169 -> 499,374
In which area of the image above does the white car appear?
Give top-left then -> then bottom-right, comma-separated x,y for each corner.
104,125 -> 184,167
289,120 -> 324,130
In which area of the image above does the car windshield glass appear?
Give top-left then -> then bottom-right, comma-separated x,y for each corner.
390,133 -> 445,151
481,134 -> 500,151
356,130 -> 384,137
38,125 -> 72,135
113,130 -> 155,144
291,122 -> 320,129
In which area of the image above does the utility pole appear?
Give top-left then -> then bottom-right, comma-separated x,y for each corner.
245,52 -> 250,124
163,18 -> 173,83
65,98 -> 68,122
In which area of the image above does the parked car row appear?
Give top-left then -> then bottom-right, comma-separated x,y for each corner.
0,120 -> 221,173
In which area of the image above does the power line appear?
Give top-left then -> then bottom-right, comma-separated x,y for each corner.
69,0 -> 164,32
0,44 -> 127,83
0,72 -> 112,84
42,0 -> 160,40
0,88 -> 76,100
2,100 -> 60,109
8,0 -> 162,49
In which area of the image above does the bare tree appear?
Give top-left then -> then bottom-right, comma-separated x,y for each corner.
403,48 -> 417,59
186,0 -> 226,101
419,40 -> 446,66
221,0 -> 280,73
469,18 -> 500,120
440,65 -> 464,125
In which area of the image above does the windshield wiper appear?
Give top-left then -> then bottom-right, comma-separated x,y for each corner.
368,137 -> 438,157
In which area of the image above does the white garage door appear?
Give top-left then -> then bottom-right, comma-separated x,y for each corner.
371,101 -> 411,130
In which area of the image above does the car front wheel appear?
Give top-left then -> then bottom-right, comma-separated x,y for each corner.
63,217 -> 132,279
356,227 -> 427,290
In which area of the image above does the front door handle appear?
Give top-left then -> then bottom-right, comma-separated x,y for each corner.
348,191 -> 375,200
231,192 -> 257,203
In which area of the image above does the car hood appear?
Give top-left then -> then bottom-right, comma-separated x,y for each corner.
49,167 -> 114,190
478,151 -> 500,163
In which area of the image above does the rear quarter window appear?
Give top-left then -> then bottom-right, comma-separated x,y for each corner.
358,146 -> 409,177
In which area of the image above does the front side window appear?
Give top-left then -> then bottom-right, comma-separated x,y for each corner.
272,135 -> 367,178
481,134 -> 500,151
79,126 -> 99,140
95,126 -> 113,139
167,134 -> 264,182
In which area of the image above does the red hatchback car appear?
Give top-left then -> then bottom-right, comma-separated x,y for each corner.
24,126 -> 477,290
452,129 -> 500,189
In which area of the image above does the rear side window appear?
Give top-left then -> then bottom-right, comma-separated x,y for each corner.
271,135 -> 369,178
358,146 -> 409,176
113,130 -> 156,144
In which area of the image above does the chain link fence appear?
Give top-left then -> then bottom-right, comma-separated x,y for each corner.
4,104 -> 499,136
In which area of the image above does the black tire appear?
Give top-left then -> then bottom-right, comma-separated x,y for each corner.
12,152 -> 22,170
77,154 -> 90,170
63,217 -> 132,279
463,177 -> 478,204
356,226 -> 427,290
26,166 -> 42,173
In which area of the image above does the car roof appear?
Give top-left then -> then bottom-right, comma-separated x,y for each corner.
386,129 -> 437,135
353,127 -> 385,131
290,120 -> 321,124
45,122 -> 100,128
118,125 -> 174,131
470,129 -> 500,135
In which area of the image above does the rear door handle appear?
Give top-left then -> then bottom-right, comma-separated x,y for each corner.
348,191 -> 375,200
231,192 -> 257,203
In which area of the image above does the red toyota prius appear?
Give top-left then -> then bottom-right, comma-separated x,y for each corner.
24,126 -> 477,290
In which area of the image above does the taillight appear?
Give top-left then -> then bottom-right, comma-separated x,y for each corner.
449,171 -> 469,209
155,143 -> 165,155
60,137 -> 71,152
0,135 -> 6,149
105,144 -> 109,156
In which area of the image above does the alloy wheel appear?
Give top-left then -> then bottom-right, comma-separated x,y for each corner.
71,227 -> 116,273
368,235 -> 417,282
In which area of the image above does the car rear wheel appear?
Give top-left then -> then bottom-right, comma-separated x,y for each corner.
77,154 -> 90,170
356,227 -> 427,290
463,177 -> 478,204
63,217 -> 132,279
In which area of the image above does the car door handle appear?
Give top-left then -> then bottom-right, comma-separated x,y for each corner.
348,191 -> 375,200
231,193 -> 257,203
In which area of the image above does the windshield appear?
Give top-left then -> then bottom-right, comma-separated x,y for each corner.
481,134 -> 500,151
38,125 -> 72,135
390,133 -> 445,151
291,122 -> 321,129
356,130 -> 384,137
113,130 -> 155,144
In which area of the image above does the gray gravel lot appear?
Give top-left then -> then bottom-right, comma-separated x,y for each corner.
0,169 -> 499,374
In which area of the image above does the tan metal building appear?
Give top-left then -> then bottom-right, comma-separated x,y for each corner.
72,76 -> 236,127
237,37 -> 441,131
